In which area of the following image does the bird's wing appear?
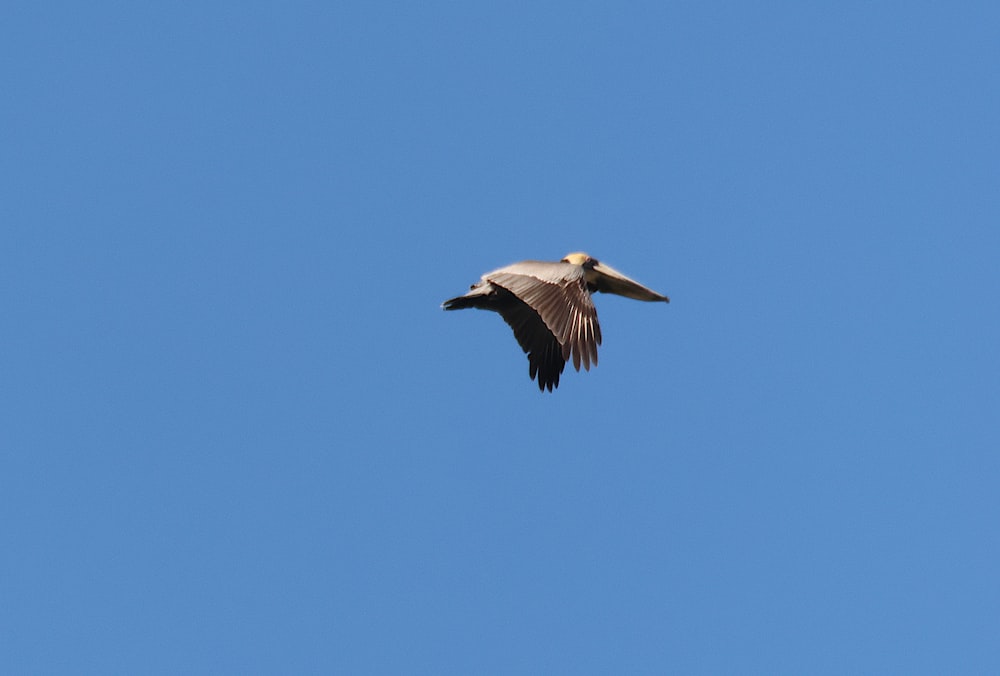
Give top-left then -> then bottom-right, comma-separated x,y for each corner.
491,289 -> 566,391
486,262 -> 601,372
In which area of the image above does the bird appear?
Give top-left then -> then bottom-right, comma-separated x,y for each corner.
442,252 -> 669,391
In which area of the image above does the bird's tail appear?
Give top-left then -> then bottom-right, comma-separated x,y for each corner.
442,294 -> 479,310
442,283 -> 492,310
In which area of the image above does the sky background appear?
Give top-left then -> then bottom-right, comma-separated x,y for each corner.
3,2 -> 999,673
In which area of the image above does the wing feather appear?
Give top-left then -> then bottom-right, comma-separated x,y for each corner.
490,289 -> 566,391
487,263 -> 601,374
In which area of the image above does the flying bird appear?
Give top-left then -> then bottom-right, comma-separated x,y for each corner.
442,252 -> 669,391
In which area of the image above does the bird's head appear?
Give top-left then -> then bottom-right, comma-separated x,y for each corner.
562,252 -> 669,303
560,252 -> 594,267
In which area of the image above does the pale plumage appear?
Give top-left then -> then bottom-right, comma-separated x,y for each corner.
443,252 -> 669,391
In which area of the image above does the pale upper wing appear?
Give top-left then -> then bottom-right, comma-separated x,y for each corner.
486,262 -> 601,372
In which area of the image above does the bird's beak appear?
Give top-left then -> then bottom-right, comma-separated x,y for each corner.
591,262 -> 670,302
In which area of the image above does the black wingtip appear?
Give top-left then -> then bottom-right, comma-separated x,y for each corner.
534,370 -> 560,392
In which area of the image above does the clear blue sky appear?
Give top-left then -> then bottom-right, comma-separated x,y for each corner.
3,2 -> 999,673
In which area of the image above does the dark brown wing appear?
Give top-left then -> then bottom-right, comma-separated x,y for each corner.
488,265 -> 601,372
493,289 -> 566,392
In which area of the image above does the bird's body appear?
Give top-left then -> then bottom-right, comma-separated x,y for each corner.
443,252 -> 669,391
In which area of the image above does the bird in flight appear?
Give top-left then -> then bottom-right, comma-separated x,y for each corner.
443,252 -> 669,391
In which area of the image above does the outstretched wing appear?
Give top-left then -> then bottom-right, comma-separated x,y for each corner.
492,289 -> 566,392
486,261 -> 602,372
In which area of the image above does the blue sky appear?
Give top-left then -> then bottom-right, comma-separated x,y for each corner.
3,2 -> 999,673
